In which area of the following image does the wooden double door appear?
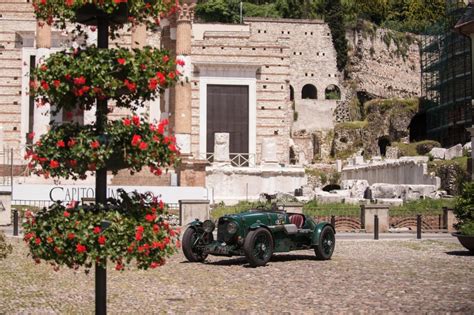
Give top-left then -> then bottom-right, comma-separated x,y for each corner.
206,85 -> 249,157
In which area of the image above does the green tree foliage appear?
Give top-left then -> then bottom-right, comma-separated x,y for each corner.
274,0 -> 318,19
323,0 -> 348,72
195,0 -> 241,23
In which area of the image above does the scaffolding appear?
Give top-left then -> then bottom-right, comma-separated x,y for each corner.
420,0 -> 473,147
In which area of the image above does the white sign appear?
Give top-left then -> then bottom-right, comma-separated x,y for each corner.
12,184 -> 208,204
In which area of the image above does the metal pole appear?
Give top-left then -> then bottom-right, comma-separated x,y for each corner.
95,16 -> 109,315
331,215 -> 336,229
10,148 -> 13,192
13,209 -> 18,236
417,214 -> 422,240
374,215 -> 379,240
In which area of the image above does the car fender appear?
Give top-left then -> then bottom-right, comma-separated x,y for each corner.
311,222 -> 335,246
187,219 -> 203,229
247,223 -> 274,247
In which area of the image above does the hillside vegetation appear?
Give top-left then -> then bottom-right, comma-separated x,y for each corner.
196,0 -> 447,34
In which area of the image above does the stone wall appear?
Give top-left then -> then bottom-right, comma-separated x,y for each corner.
346,26 -> 421,99
342,160 -> 440,188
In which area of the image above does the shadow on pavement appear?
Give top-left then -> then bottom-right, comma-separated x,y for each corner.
445,250 -> 474,256
192,253 -> 320,267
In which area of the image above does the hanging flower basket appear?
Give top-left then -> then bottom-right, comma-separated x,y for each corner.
30,46 -> 183,115
25,116 -> 180,180
32,0 -> 178,29
23,189 -> 180,272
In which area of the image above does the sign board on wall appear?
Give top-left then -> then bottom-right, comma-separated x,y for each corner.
12,184 -> 208,204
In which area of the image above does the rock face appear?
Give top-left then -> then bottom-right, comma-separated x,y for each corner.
332,99 -> 418,158
371,183 -> 438,200
342,179 -> 369,198
346,24 -> 421,99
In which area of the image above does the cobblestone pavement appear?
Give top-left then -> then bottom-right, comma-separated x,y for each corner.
0,238 -> 472,314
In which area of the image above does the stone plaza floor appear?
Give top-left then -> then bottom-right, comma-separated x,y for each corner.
0,236 -> 472,314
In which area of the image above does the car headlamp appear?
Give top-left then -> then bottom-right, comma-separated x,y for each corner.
227,221 -> 238,234
202,220 -> 215,233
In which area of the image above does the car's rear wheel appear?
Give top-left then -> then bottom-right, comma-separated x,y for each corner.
244,228 -> 273,267
315,225 -> 335,260
182,227 -> 212,262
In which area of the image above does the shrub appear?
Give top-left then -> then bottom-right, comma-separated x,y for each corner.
454,182 -> 474,235
415,140 -> 441,155
0,231 -> 13,260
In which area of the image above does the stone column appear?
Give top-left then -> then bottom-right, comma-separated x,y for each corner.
443,207 -> 458,232
33,20 -> 52,142
467,126 -> 474,180
179,199 -> 210,225
360,204 -> 390,233
173,1 -> 196,155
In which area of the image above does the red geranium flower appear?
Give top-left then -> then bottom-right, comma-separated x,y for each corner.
153,224 -> 160,233
57,140 -> 65,148
123,118 -> 131,126
35,237 -> 41,245
93,227 -> 101,234
145,214 -> 156,222
136,226 -> 144,233
47,237 -> 53,244
69,159 -> 77,167
63,210 -> 70,218
50,160 -> 60,168
41,80 -> 49,90
139,142 -> 148,151
148,78 -> 158,90
117,58 -> 125,65
150,262 -> 159,269
53,80 -> 60,88
131,134 -> 141,146
115,263 -> 123,271
98,235 -> 106,245
67,138 -> 76,147
156,72 -> 166,85
132,116 -> 140,126
73,76 -> 86,86
67,233 -> 75,240
90,140 -> 100,149
162,55 -> 169,63
135,232 -> 143,241
176,59 -> 185,66
76,244 -> 87,253
27,131 -> 35,140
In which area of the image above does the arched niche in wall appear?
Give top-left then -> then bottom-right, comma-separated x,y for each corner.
301,84 -> 317,99
290,85 -> 294,101
325,84 -> 341,100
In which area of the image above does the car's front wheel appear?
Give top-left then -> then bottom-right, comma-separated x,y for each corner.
314,225 -> 335,260
244,228 -> 273,267
182,227 -> 212,262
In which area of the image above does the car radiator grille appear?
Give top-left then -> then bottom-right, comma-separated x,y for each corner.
217,221 -> 233,243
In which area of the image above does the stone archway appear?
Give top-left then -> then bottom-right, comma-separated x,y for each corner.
378,136 -> 391,156
325,84 -> 341,100
302,84 -> 317,99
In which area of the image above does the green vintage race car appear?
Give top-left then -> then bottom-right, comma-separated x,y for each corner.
182,207 -> 335,267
